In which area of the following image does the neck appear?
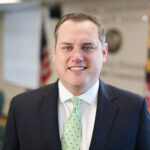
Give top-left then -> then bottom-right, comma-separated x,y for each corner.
60,80 -> 98,96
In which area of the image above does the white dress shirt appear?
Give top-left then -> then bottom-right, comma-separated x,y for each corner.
58,80 -> 99,150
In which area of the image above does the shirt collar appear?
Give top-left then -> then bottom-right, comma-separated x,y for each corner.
58,80 -> 99,104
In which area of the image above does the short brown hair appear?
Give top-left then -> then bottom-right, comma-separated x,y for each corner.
54,13 -> 106,48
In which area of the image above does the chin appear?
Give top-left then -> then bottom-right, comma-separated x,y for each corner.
69,81 -> 88,90
69,78 -> 86,85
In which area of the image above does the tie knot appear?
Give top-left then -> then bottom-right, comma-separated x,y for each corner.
71,97 -> 81,108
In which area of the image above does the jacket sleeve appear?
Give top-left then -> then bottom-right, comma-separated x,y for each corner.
2,98 -> 19,150
135,98 -> 150,150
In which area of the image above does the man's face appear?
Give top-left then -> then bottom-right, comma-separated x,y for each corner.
53,20 -> 107,95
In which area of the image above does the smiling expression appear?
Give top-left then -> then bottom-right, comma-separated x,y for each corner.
53,20 -> 107,95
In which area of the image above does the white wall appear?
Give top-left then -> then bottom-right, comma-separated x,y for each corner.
0,13 -> 26,115
3,7 -> 41,89
0,3 -> 43,115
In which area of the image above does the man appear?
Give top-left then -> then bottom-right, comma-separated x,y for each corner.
3,13 -> 150,150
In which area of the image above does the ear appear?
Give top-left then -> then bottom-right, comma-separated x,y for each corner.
53,43 -> 56,62
102,43 -> 108,62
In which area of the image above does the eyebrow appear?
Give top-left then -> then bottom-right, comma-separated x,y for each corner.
60,42 -> 95,45
82,43 -> 95,45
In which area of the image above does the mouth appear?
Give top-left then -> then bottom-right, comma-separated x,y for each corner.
68,66 -> 87,71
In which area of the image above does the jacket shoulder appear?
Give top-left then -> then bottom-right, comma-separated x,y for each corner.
109,84 -> 144,100
11,81 -> 58,106
101,80 -> 146,108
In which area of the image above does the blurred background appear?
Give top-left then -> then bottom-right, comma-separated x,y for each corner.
0,0 -> 150,148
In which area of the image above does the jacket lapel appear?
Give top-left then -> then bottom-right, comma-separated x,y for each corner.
89,80 -> 119,150
39,80 -> 119,150
39,81 -> 61,150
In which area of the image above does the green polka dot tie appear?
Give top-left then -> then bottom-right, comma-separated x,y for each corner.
61,97 -> 82,150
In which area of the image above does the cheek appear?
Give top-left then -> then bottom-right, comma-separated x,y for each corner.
91,54 -> 103,70
91,52 -> 102,63
55,54 -> 68,69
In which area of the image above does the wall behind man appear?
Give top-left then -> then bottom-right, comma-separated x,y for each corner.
0,0 -> 149,116
61,0 -> 149,95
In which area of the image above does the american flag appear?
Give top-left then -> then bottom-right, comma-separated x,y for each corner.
39,23 -> 51,86
145,9 -> 150,112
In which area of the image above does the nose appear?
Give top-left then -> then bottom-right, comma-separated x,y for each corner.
71,47 -> 84,63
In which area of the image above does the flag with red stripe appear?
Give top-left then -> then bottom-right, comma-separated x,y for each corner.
39,15 -> 51,86
145,8 -> 150,112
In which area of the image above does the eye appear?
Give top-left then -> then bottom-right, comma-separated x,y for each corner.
81,45 -> 95,51
62,46 -> 72,51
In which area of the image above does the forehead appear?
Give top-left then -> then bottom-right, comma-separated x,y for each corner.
60,20 -> 98,31
57,20 -> 99,41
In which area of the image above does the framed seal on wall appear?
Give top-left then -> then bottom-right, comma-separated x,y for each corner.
106,29 -> 122,53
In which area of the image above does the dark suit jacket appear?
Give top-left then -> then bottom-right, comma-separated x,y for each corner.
2,80 -> 150,150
